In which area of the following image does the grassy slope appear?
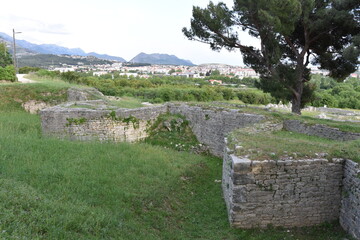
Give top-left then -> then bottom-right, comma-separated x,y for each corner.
0,78 -> 350,239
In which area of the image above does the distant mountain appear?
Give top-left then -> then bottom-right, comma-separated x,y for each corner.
130,52 -> 195,66
0,32 -> 125,62
0,32 -> 196,65
18,54 -> 113,68
87,52 -> 126,62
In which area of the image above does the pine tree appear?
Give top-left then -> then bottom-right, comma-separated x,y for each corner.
183,0 -> 360,114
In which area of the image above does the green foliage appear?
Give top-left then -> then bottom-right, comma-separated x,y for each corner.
145,114 -> 205,153
65,117 -> 87,126
36,69 -> 61,78
19,66 -> 41,74
122,115 -> 140,129
183,0 -> 360,114
237,89 -> 274,105
311,76 -> 360,109
108,111 -> 140,128
0,42 -> 13,68
43,70 -> 234,103
210,69 -> 220,76
18,54 -> 112,68
0,65 -> 16,82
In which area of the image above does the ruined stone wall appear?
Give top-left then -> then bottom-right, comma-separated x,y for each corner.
340,160 -> 360,240
222,149 -> 344,228
283,120 -> 360,141
41,102 -> 265,153
168,103 -> 266,156
40,100 -> 360,238
40,102 -> 167,142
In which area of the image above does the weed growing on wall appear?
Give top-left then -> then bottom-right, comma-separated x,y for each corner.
65,117 -> 87,126
107,111 -> 140,129
145,113 -> 209,154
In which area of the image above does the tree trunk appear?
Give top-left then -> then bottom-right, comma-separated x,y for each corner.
291,80 -> 303,115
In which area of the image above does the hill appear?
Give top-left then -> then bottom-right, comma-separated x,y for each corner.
0,32 -> 125,62
87,52 -> 126,62
130,52 -> 195,66
0,33 -> 196,66
18,54 -> 113,68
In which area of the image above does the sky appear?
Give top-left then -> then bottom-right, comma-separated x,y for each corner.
0,0 -> 258,66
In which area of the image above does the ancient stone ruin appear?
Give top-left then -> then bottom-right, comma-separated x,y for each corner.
40,100 -> 360,240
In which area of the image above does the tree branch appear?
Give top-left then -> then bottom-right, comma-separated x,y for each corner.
284,36 -> 299,57
213,30 -> 264,63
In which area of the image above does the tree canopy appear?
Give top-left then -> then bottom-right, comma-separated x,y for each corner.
183,0 -> 360,114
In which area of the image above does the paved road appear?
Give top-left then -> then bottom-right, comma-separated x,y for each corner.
17,74 -> 35,83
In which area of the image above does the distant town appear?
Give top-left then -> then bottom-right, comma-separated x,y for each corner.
44,54 -> 359,80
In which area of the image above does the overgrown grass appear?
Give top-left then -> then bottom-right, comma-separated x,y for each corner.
0,82 -> 67,112
145,113 -> 204,153
228,129 -> 360,163
0,83 -> 351,239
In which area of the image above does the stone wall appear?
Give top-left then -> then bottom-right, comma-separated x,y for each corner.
340,160 -> 360,240
283,120 -> 360,141
222,150 -> 344,228
168,103 -> 266,156
40,102 -> 265,155
40,101 -> 167,142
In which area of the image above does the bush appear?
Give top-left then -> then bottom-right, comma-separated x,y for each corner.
312,92 -> 339,108
236,90 -> 274,105
19,66 -> 41,74
36,69 -> 60,78
0,65 -> 16,82
220,88 -> 235,100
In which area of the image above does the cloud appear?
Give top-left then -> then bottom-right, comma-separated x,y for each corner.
1,15 -> 70,35
36,23 -> 70,35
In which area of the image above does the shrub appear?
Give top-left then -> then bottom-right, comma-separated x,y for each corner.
0,65 -> 16,82
312,92 -> 339,108
19,66 -> 41,74
236,90 -> 274,105
36,69 -> 60,78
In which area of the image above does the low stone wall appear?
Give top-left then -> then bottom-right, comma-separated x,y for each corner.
40,101 -> 167,142
340,160 -> 360,240
222,150 -> 344,228
168,103 -> 265,156
283,120 -> 360,141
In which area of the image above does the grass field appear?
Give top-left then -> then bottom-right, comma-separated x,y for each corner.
0,79 -> 351,239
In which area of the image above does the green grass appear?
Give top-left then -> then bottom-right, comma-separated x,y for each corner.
25,74 -> 82,88
228,128 -> 360,163
0,74 -> 75,112
108,96 -> 147,109
224,106 -> 360,133
0,83 -> 352,239
0,111 -> 350,239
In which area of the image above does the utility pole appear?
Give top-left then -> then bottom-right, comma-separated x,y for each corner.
12,29 -> 21,74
